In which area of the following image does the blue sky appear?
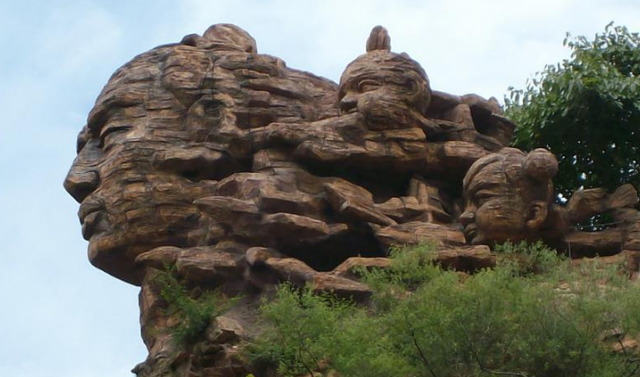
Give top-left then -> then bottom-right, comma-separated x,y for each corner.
1,0 -> 639,376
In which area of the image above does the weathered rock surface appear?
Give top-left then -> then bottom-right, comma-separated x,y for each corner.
64,23 -> 640,377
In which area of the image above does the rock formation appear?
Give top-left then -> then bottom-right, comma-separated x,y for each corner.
64,24 -> 640,376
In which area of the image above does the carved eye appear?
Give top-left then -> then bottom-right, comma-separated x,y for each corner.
99,125 -> 132,149
474,190 -> 495,205
404,78 -> 417,91
357,79 -> 381,93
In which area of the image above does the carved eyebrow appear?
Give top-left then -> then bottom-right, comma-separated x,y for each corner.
76,127 -> 91,154
87,87 -> 145,135
99,124 -> 132,140
467,181 -> 502,198
346,72 -> 386,85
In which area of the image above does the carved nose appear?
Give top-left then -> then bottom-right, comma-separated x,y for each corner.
459,210 -> 475,226
64,136 -> 103,203
339,93 -> 358,114
64,166 -> 99,203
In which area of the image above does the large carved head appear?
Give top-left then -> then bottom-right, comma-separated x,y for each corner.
63,44 -> 225,284
63,25 -> 328,285
460,148 -> 558,245
338,26 -> 431,130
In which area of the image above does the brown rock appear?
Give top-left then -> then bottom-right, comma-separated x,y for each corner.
425,141 -> 488,178
245,247 -> 282,267
331,257 -> 391,279
207,316 -> 245,344
612,208 -> 640,223
461,94 -> 493,124
175,247 -> 245,284
262,213 -> 331,240
610,184 -> 639,209
482,114 -> 515,146
566,188 -> 609,223
564,228 -> 625,257
63,22 -> 640,377
374,221 -> 466,250
436,245 -> 496,272
427,90 -> 461,114
312,273 -> 372,301
324,180 -> 396,226
135,246 -> 183,270
265,258 -> 317,285
442,104 -> 474,127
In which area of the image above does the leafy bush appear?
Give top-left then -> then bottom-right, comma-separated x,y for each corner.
246,283 -> 358,376
494,240 -> 565,275
248,243 -> 640,377
506,23 -> 640,199
361,243 -> 442,311
153,267 -> 229,345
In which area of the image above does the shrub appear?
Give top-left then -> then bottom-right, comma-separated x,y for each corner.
153,267 -> 230,345
248,243 -> 640,377
246,283 -> 358,376
494,240 -> 565,275
506,23 -> 640,199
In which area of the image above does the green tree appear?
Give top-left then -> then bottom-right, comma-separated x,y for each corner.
506,23 -> 640,199
247,243 -> 640,377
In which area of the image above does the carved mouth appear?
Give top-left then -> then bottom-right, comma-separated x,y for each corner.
79,200 -> 106,239
82,211 -> 102,239
464,225 -> 477,243
341,106 -> 358,115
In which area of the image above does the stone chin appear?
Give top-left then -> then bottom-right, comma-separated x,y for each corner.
465,224 -> 528,246
90,232 -> 205,285
86,229 -> 171,285
87,232 -> 140,284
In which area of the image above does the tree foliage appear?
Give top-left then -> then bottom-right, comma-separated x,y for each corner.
153,267 -> 230,345
506,23 -> 640,199
247,243 -> 640,377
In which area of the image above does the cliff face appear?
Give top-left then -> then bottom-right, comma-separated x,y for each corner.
64,24 -> 640,376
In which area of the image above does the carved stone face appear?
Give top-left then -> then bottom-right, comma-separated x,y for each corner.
460,148 -> 557,245
63,48 -> 223,285
338,51 -> 430,130
460,160 -> 529,245
64,25 -> 336,285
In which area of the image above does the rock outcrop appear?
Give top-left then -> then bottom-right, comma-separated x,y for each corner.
64,24 -> 640,377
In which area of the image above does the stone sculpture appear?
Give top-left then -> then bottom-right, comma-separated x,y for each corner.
460,148 -> 559,246
64,24 -> 640,376
461,148 -> 640,263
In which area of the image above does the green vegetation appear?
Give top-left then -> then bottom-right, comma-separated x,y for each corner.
247,243 -> 640,377
493,240 -> 566,275
506,23 -> 640,199
153,267 -> 230,345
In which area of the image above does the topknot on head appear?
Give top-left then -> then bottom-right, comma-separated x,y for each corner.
523,148 -> 559,182
181,23 -> 257,53
366,26 -> 391,52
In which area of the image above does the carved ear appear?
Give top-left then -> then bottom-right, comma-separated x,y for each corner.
526,201 -> 548,230
523,148 -> 558,182
366,26 -> 391,52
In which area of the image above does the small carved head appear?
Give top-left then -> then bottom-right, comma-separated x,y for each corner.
460,148 -> 558,245
338,26 -> 431,130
